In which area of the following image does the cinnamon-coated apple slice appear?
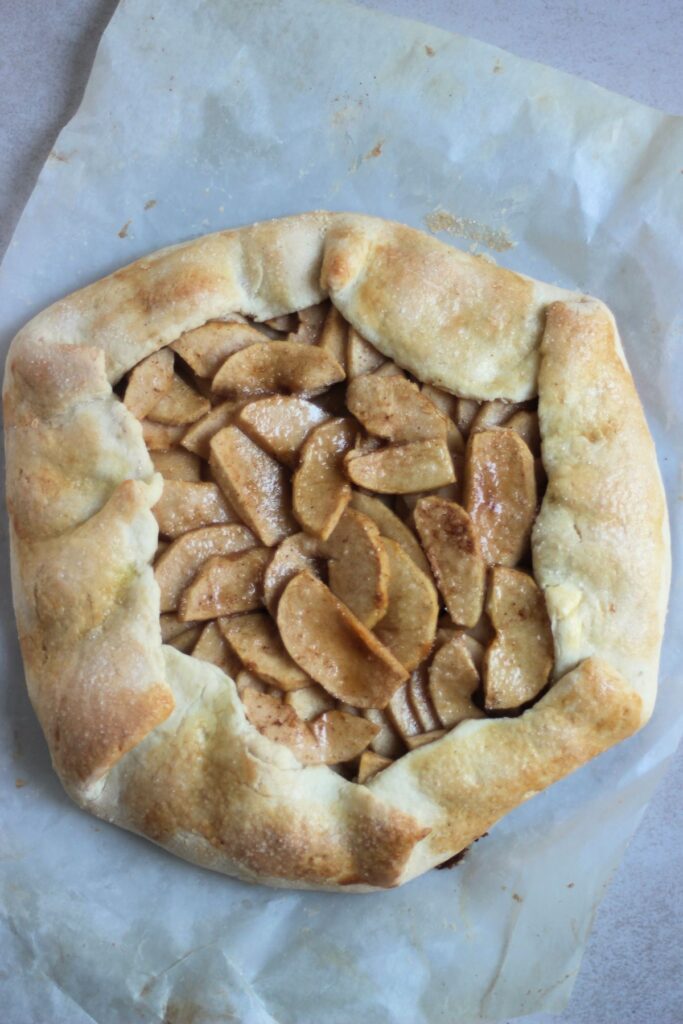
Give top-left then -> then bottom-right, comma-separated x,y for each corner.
357,750 -> 393,783
346,327 -> 385,377
373,538 -> 438,672
277,571 -> 408,708
212,341 -> 344,397
346,375 -> 448,443
325,508 -> 389,628
236,395 -> 329,467
292,418 -> 356,539
242,689 -> 379,764
464,427 -> 537,566
220,612 -> 311,691
483,566 -> 554,710
209,425 -> 297,546
155,523 -> 257,612
345,439 -> 455,494
429,633 -> 485,728
178,547 -> 271,621
172,321 -> 266,377
414,495 -> 486,628
147,373 -> 210,425
153,480 -> 237,538
124,348 -> 174,419
151,448 -> 202,482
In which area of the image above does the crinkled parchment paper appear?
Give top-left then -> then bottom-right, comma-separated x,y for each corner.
1,1 -> 682,1022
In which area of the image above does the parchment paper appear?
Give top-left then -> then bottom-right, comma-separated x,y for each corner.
1,1 -> 682,1022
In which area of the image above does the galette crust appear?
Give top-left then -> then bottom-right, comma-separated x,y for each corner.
4,213 -> 669,890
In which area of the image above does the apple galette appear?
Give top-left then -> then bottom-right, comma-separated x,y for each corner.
4,213 -> 669,890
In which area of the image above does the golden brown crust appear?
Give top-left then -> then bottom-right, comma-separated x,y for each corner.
85,652 -> 428,890
369,658 -> 643,878
532,299 -> 669,720
11,479 -> 174,784
321,217 -> 568,400
4,213 -> 669,890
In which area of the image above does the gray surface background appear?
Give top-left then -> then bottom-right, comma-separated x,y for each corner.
1,2 -> 681,1022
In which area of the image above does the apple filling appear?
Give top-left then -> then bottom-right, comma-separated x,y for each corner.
122,303 -> 553,782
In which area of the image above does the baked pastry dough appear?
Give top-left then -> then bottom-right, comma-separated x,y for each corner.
4,213 -> 670,890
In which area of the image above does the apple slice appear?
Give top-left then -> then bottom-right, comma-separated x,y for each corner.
405,730 -> 446,750
264,313 -> 298,334
284,685 -> 336,721
241,688 -> 310,754
408,665 -> 441,732
212,341 -> 345,397
345,439 -> 455,494
470,399 -> 522,433
399,481 -> 462,520
153,480 -> 237,538
318,305 -> 348,369
357,750 -> 393,784
372,361 -> 405,379
287,302 -> 328,345
506,409 -> 541,456
220,612 -> 311,691
124,348 -> 174,419
192,620 -> 241,675
262,532 -> 326,614
166,624 -> 203,653
151,449 -> 202,482
483,566 -> 554,711
277,571 -> 408,708
292,418 -> 356,540
242,689 -> 378,764
464,427 -> 537,566
141,419 -> 186,451
349,491 -> 432,578
350,433 -> 383,457
180,400 -> 239,458
178,547 -> 271,621
346,375 -> 448,444
414,496 -> 486,628
236,395 -> 329,467
429,633 -> 485,727
307,709 -> 379,764
373,538 -> 438,671
387,684 -> 422,743
160,612 -> 200,643
363,708 -> 405,758
462,615 -> 493,652
325,508 -> 389,628
172,321 -> 267,377
155,523 -> 257,611
209,425 -> 296,546
420,383 -> 458,421
235,670 -> 271,695
147,373 -> 210,425
454,397 -> 480,436
347,327 -> 385,377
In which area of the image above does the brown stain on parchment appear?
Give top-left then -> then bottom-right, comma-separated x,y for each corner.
118,220 -> 132,239
425,45 -> 435,57
163,1001 -> 214,1024
425,208 -> 515,252
144,199 -> 157,210
364,139 -> 384,160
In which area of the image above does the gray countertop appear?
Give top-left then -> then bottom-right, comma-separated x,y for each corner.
1,2 -> 681,1022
